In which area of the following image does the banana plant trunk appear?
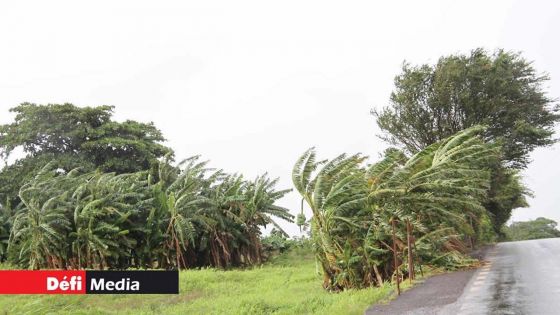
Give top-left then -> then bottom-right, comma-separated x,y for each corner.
373,264 -> 383,287
391,218 -> 400,295
413,240 -> 423,277
415,214 -> 424,277
406,219 -> 414,283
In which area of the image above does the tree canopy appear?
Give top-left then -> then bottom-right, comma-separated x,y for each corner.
503,217 -> 560,241
372,49 -> 555,232
0,103 -> 172,205
373,48 -> 559,169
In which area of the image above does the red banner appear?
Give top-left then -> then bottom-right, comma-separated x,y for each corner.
0,270 -> 86,294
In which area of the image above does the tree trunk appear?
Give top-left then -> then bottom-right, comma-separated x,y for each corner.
373,264 -> 384,287
406,219 -> 414,283
391,218 -> 400,295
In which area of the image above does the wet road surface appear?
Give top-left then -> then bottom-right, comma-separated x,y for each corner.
454,238 -> 560,315
365,270 -> 476,315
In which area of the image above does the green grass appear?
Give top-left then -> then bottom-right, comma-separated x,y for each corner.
0,249 -> 401,315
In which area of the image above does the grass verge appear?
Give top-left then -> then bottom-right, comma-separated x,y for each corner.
0,249 -> 411,315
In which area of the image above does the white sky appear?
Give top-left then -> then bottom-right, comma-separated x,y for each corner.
0,0 -> 558,236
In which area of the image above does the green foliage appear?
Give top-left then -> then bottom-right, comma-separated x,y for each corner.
372,49 -> 549,232
0,103 -> 172,206
0,105 -> 293,270
373,48 -> 559,169
484,166 -> 531,234
261,231 -> 313,261
5,157 -> 293,270
476,212 -> 497,244
503,217 -> 560,241
293,127 -> 497,290
0,202 -> 11,261
7,163 -> 152,269
261,229 -> 295,255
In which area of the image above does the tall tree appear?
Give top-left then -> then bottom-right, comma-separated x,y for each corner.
0,103 -> 172,206
372,49 -> 557,231
373,48 -> 559,169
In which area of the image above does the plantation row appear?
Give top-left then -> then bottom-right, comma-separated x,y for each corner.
0,156 -> 293,270
292,126 -> 507,290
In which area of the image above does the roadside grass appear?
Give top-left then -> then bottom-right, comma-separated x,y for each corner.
0,248 -> 409,315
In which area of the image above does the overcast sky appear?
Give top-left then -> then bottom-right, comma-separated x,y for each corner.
1,0 -> 558,236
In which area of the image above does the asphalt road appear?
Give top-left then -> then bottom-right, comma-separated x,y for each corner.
453,238 -> 560,315
366,238 -> 560,315
365,270 -> 477,315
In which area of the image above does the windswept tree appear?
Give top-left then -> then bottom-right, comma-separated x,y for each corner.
6,156 -> 293,270
293,127 -> 497,290
7,163 -> 151,269
372,49 -> 552,230
293,149 -> 368,289
8,164 -> 73,269
68,171 -> 151,269
373,49 -> 558,168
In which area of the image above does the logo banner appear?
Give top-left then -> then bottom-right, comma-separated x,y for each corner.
0,270 -> 178,294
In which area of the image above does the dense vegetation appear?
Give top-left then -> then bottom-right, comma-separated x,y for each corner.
0,104 -> 294,270
503,217 -> 560,241
2,156 -> 292,269
373,49 -> 558,169
0,103 -> 172,208
293,126 -> 494,290
372,49 -> 558,233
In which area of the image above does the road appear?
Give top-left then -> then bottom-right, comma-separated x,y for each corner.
452,238 -> 560,315
366,238 -> 560,315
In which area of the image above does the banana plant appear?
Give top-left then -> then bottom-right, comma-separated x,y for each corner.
292,126 -> 498,290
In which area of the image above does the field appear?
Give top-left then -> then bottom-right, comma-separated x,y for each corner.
0,248 -> 410,315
